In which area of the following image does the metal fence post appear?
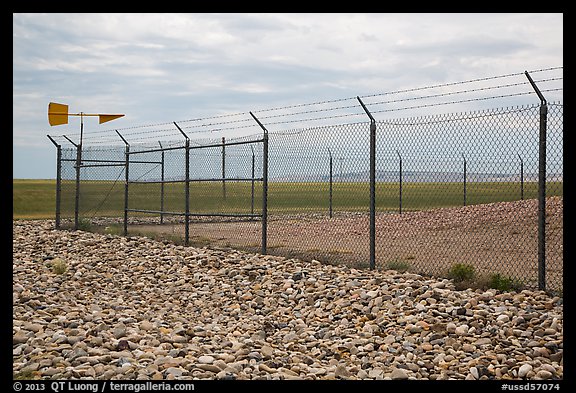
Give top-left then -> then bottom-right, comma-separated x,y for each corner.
159,141 -> 165,224
369,121 -> 376,270
124,145 -> 130,236
61,136 -> 79,225
262,132 -> 268,254
462,153 -> 467,207
518,154 -> 524,201
249,112 -> 269,255
116,131 -> 130,236
357,97 -> 376,270
250,145 -> 255,215
222,136 -> 226,200
397,150 -> 402,214
74,144 -> 82,229
525,71 -> 548,291
185,139 -> 190,245
174,122 -> 191,246
328,148 -> 333,218
47,135 -> 62,229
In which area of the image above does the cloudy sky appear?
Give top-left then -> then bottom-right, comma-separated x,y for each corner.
13,13 -> 563,179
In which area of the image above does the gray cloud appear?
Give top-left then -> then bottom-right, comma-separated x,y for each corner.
392,35 -> 534,57
13,13 -> 562,178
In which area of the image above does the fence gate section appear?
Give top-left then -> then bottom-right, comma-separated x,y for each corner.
123,134 -> 268,254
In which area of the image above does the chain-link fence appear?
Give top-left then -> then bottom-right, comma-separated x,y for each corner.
50,69 -> 563,293
261,104 -> 562,292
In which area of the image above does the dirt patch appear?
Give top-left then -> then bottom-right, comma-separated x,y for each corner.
128,197 -> 563,292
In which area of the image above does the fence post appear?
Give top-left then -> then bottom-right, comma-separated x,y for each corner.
47,135 -> 62,229
185,138 -> 190,245
174,122 -> 190,246
75,120 -> 85,230
525,71 -> 548,291
462,153 -> 467,207
262,132 -> 268,255
249,112 -> 269,255
328,148 -> 333,218
116,131 -> 130,236
250,145 -> 255,215
397,150 -> 402,214
357,96 -> 376,270
518,154 -> 524,201
74,143 -> 82,229
159,141 -> 165,224
61,134 -> 82,230
222,136 -> 226,200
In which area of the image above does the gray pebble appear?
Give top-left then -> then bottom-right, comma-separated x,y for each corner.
12,220 -> 564,381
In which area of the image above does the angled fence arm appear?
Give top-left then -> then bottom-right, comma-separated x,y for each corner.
249,111 -> 268,255
525,71 -> 548,291
357,96 -> 377,270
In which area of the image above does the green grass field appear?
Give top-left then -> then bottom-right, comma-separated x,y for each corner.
13,179 -> 563,219
13,179 -> 59,219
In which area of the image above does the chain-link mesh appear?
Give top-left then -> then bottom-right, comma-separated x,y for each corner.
122,135 -> 266,252
262,104 -> 562,292
60,146 -> 126,228
373,104 -> 563,291
55,101 -> 563,293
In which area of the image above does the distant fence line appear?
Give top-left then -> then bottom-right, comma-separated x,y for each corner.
48,72 -> 563,293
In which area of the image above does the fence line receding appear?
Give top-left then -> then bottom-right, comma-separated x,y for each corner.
48,68 -> 563,293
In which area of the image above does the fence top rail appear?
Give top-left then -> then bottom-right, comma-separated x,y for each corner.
129,177 -> 264,184
127,137 -> 265,155
126,208 -> 262,218
61,158 -> 163,165
77,163 -> 126,168
187,137 -> 265,150
128,145 -> 186,155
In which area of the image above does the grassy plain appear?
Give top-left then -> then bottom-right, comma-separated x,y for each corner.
13,179 -> 57,219
13,179 -> 563,219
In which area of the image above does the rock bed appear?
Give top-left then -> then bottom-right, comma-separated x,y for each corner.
13,220 -> 563,380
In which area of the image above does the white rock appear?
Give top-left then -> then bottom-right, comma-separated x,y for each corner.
518,364 -> 533,378
390,368 -> 409,380
198,355 -> 215,364
455,325 -> 469,335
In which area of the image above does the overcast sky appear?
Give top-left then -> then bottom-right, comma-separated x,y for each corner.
13,13 -> 563,179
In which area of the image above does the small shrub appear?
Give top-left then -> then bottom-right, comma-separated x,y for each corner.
488,273 -> 524,292
104,225 -> 123,235
386,258 -> 410,272
447,263 -> 475,283
14,369 -> 38,380
355,261 -> 371,269
77,218 -> 93,232
50,258 -> 67,275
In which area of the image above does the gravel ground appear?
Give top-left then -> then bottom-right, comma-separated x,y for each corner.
13,220 -> 563,380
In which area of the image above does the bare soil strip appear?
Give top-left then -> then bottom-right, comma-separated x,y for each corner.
130,197 -> 563,292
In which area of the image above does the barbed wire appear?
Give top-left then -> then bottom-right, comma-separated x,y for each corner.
372,88 -> 562,118
51,67 -> 562,145
58,100 -> 562,153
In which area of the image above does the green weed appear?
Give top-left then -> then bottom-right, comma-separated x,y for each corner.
488,273 -> 524,292
447,263 -> 476,282
385,258 -> 411,272
50,258 -> 67,275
